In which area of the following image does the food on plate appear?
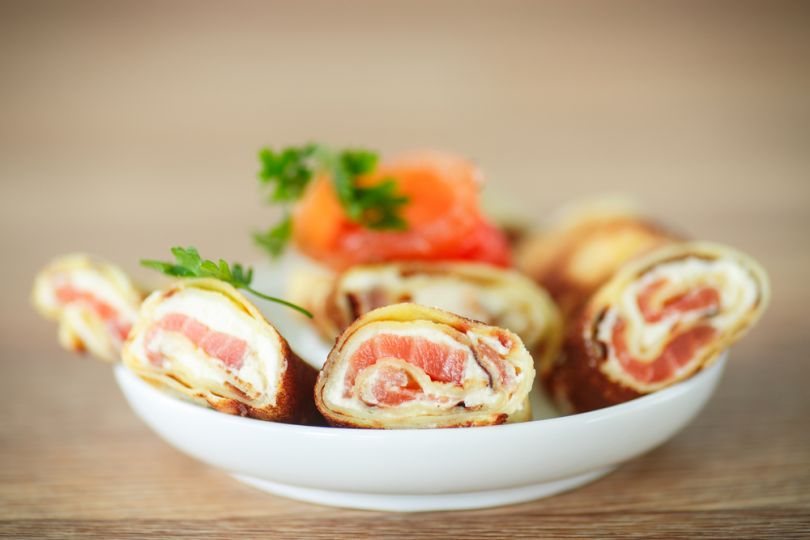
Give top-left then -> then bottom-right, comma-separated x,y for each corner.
545,242 -> 769,413
293,261 -> 562,369
517,201 -> 675,323
32,254 -> 142,362
31,141 -> 773,436
122,278 -> 318,422
315,303 -> 535,428
254,145 -> 511,270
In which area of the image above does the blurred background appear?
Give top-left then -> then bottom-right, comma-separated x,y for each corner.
1,0 -> 808,526
2,0 -> 808,356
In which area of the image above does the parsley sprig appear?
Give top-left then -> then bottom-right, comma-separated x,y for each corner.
253,144 -> 409,256
141,247 -> 313,318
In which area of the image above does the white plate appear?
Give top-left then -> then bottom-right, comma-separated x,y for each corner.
114,259 -> 727,512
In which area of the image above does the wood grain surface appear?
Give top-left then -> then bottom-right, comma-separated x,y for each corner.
1,1 -> 808,538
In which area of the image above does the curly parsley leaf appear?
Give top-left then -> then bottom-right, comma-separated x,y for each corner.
348,179 -> 410,230
253,216 -> 292,258
141,246 -> 312,317
254,144 -> 410,256
258,145 -> 317,202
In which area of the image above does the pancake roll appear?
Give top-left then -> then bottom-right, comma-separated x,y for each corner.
295,262 -> 563,371
315,303 -> 536,428
518,201 -> 675,323
547,242 -> 769,413
32,254 -> 142,362
122,278 -> 317,423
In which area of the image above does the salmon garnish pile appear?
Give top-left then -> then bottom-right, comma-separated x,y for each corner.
292,151 -> 511,270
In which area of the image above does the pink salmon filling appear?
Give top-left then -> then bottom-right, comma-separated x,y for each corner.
55,285 -> 132,341
145,312 -> 248,369
345,333 -> 469,404
610,277 -> 721,384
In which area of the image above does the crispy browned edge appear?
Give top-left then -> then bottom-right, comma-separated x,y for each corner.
209,341 -> 322,425
544,309 -> 643,413
313,304 -> 521,429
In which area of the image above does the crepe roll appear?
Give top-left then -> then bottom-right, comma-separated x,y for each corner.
122,278 -> 317,423
315,303 -> 535,428
302,262 -> 563,368
518,201 -> 675,323
32,254 -> 142,362
547,242 -> 769,413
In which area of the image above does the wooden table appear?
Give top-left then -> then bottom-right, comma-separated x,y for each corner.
1,2 -> 808,537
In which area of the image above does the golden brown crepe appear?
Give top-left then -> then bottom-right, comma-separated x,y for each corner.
294,261 -> 563,372
546,242 -> 769,413
122,278 -> 318,423
32,254 -> 143,362
517,201 -> 676,324
315,303 -> 535,428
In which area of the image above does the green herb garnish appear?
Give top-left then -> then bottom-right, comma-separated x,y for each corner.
141,246 -> 312,318
252,215 -> 292,258
254,144 -> 409,256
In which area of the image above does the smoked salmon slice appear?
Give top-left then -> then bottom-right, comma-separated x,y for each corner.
145,313 -> 248,369
292,151 -> 511,270
348,333 -> 469,389
315,303 -> 535,429
55,286 -> 132,341
636,278 -> 720,324
546,242 -> 770,413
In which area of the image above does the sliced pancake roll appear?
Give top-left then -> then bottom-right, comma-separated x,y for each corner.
32,254 -> 142,362
547,242 -> 769,413
518,201 -> 676,324
315,303 -> 536,428
122,278 -> 317,423
304,262 -> 562,370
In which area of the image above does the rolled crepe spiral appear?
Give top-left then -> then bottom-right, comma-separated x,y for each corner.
122,278 -> 318,423
547,242 -> 769,412
294,261 -> 563,372
315,303 -> 535,428
32,254 -> 143,362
